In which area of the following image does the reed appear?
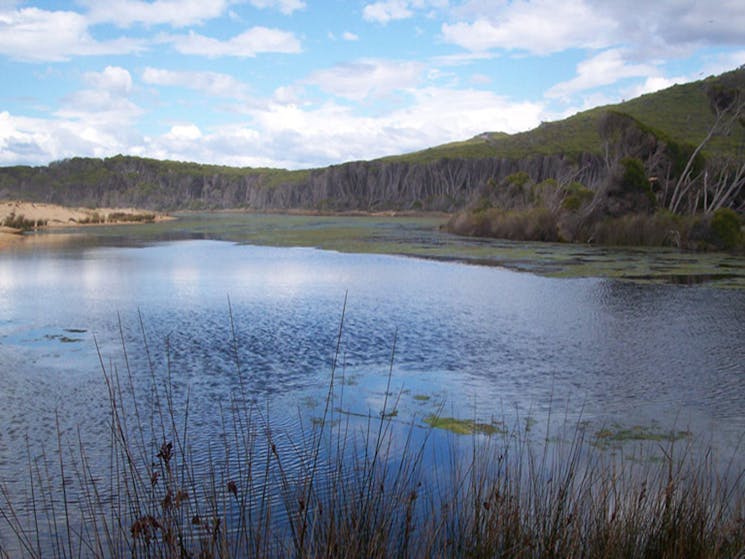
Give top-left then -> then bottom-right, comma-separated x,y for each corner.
1,309 -> 744,558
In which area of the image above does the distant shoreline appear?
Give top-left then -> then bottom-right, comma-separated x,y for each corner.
0,200 -> 173,248
176,207 -> 451,219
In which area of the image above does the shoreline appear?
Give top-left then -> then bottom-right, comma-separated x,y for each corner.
176,207 -> 452,219
0,200 -> 173,249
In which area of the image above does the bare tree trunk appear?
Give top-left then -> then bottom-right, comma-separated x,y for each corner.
669,95 -> 745,214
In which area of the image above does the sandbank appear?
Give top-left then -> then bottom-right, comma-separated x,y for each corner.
0,200 -> 171,250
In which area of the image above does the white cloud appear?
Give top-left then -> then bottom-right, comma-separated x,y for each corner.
83,0 -> 229,28
470,73 -> 491,84
56,91 -> 142,128
0,94 -> 143,165
545,49 -> 658,99
0,64 -> 145,164
56,72 -> 143,130
248,0 -> 306,15
623,75 -> 687,99
342,31 -> 359,41
391,87 -> 542,137
165,123 -> 202,140
216,87 -> 543,168
445,0 -> 745,59
604,1 -> 745,54
0,112 -> 80,164
433,50 -> 496,66
441,0 -> 617,54
273,85 -> 305,104
0,82 -> 545,169
167,26 -> 301,57
142,67 -> 250,98
363,1 -> 413,24
305,59 -> 424,100
85,66 -> 133,95
700,50 -> 745,78
0,7 -> 145,61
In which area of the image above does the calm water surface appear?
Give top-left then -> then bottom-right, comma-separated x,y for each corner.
1,231 -> 745,548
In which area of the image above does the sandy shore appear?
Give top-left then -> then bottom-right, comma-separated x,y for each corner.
0,200 -> 171,249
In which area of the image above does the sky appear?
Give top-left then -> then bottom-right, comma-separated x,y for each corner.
1,1 -> 744,170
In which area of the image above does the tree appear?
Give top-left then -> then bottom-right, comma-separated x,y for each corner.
668,76 -> 745,215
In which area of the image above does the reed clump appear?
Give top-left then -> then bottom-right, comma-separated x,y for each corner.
1,312 -> 744,558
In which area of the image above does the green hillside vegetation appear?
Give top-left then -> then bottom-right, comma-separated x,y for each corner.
441,67 -> 745,250
0,155 -> 309,190
386,67 -> 745,164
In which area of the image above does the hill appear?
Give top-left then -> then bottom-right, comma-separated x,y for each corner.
384,67 -> 745,165
0,67 -> 743,218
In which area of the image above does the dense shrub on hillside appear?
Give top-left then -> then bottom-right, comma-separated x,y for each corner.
561,182 -> 594,211
620,157 -> 652,194
710,208 -> 743,249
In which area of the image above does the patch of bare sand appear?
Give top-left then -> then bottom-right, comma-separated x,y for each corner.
0,201 -> 172,251
0,200 -> 171,228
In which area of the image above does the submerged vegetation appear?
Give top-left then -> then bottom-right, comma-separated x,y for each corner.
591,424 -> 693,451
423,415 -> 505,436
1,313 -> 744,559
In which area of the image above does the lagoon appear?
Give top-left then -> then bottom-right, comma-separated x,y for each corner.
1,214 -> 745,554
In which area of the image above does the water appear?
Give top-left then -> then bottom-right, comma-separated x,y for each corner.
1,229 -> 745,552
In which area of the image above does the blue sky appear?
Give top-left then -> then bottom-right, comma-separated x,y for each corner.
1,0 -> 744,169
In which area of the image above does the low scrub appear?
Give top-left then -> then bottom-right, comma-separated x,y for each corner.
710,208 -> 743,249
107,211 -> 156,223
1,212 -> 46,231
76,212 -> 105,224
448,207 -> 560,242
590,212 -> 694,247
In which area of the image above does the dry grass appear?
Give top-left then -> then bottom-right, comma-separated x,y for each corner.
448,207 -> 560,242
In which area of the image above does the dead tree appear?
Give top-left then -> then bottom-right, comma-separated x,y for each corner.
668,82 -> 745,215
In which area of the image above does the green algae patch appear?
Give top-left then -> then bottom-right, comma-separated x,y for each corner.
424,415 -> 505,436
592,424 -> 692,450
413,394 -> 431,402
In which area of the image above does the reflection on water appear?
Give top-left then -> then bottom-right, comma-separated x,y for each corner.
1,238 -> 745,549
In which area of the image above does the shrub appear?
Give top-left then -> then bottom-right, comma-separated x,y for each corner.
506,171 -> 530,188
77,212 -> 104,224
561,182 -> 594,211
591,211 -> 691,247
620,157 -> 654,198
107,211 -> 156,223
710,208 -> 743,249
448,207 -> 559,242
1,212 -> 46,230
